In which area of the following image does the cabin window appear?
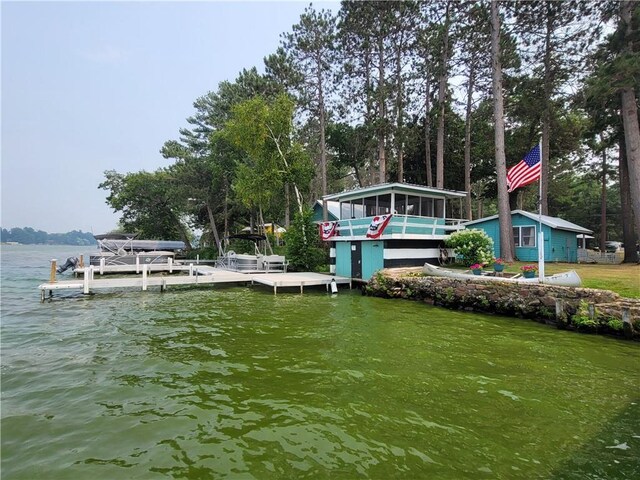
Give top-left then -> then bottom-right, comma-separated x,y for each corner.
364,196 -> 377,216
420,198 -> 434,217
352,199 -> 365,218
513,225 -> 536,247
378,194 -> 391,215
395,194 -> 407,214
407,196 -> 420,216
340,201 -> 351,220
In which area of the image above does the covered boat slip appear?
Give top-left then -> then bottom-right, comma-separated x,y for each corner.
321,183 -> 467,280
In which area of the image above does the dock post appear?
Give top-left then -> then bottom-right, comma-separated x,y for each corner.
622,308 -> 633,338
189,263 -> 194,277
168,257 -> 173,273
136,255 -> 140,274
161,278 -> 166,292
50,259 -> 57,283
555,299 -> 567,327
142,264 -> 148,291
99,257 -> 105,275
197,254 -> 200,265
83,267 -> 90,294
79,255 -> 84,268
300,281 -> 304,295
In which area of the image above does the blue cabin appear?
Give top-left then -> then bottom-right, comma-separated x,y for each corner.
463,210 -> 592,263
320,183 -> 467,280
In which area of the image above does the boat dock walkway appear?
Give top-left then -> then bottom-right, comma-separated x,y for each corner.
39,265 -> 352,301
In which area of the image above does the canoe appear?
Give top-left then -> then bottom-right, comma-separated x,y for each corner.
422,263 -> 582,287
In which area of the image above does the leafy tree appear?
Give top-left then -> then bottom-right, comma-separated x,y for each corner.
99,170 -> 193,249
285,207 -> 324,272
281,5 -> 336,221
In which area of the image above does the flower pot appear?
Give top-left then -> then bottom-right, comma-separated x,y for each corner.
523,270 -> 535,279
472,269 -> 483,276
494,264 -> 504,272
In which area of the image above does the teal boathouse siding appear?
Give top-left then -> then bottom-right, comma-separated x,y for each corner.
463,211 -> 592,263
322,183 -> 468,281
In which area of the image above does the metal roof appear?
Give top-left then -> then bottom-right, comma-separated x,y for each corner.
463,210 -> 593,234
322,182 -> 467,202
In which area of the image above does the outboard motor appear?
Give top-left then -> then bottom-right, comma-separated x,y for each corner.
57,256 -> 79,274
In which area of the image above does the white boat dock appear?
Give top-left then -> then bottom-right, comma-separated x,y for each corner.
39,264 -> 352,301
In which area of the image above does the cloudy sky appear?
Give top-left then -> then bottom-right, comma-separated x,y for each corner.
2,1 -> 335,234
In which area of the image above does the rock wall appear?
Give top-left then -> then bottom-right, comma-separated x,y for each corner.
364,270 -> 640,340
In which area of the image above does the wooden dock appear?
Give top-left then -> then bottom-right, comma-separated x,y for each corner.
39,265 -> 352,301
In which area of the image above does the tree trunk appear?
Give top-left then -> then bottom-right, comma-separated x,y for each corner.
205,202 -> 221,253
377,35 -> 387,184
464,64 -> 475,220
424,77 -> 433,187
318,59 -> 328,221
258,207 -> 274,256
619,132 -> 638,262
599,144 -> 607,253
620,1 -> 640,238
540,6 -> 554,216
491,0 -> 514,262
620,88 -> 640,238
395,40 -> 404,183
284,183 -> 291,228
223,179 -> 229,240
436,2 -> 450,191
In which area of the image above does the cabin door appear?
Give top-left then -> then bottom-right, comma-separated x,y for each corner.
351,241 -> 362,279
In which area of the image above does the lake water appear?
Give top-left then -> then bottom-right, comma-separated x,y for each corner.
1,245 -> 639,479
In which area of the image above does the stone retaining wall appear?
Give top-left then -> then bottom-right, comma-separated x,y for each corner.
364,269 -> 640,340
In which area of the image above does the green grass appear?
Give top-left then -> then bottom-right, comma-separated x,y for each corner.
480,261 -> 640,298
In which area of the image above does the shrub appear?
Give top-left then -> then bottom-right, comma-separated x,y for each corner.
445,229 -> 494,266
285,208 -> 325,272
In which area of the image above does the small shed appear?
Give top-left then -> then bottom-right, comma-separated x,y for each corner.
463,210 -> 593,263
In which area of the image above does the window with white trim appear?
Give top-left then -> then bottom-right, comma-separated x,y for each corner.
513,225 -> 536,247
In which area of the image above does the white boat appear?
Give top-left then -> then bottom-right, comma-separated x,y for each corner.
422,263 -> 582,287
90,233 -> 185,267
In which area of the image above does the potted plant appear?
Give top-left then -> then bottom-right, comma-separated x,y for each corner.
470,263 -> 483,275
492,258 -> 505,272
521,264 -> 537,278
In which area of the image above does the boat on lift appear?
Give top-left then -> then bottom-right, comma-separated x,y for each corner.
90,233 -> 186,267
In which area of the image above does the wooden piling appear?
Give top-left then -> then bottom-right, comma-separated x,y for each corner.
50,259 -> 57,283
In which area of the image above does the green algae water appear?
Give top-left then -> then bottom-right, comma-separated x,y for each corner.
2,245 -> 639,479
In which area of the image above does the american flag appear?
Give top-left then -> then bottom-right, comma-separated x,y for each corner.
507,144 -> 541,193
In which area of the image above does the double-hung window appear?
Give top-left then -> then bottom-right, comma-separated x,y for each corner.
513,225 -> 536,247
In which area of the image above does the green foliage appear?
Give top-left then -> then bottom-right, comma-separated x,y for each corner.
1,227 -> 96,246
99,170 -> 192,247
285,208 -> 325,272
607,318 -> 624,331
445,229 -> 494,266
572,301 -> 598,330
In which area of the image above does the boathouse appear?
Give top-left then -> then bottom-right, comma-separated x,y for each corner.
463,210 -> 592,263
320,183 -> 467,280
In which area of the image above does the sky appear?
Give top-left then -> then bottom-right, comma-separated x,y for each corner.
1,0 -> 336,234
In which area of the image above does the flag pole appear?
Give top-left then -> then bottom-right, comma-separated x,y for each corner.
538,138 -> 545,282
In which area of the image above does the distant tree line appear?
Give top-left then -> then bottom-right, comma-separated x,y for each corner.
0,227 -> 96,246
99,0 -> 640,264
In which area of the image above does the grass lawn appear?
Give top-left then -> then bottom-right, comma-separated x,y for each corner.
486,261 -> 640,299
